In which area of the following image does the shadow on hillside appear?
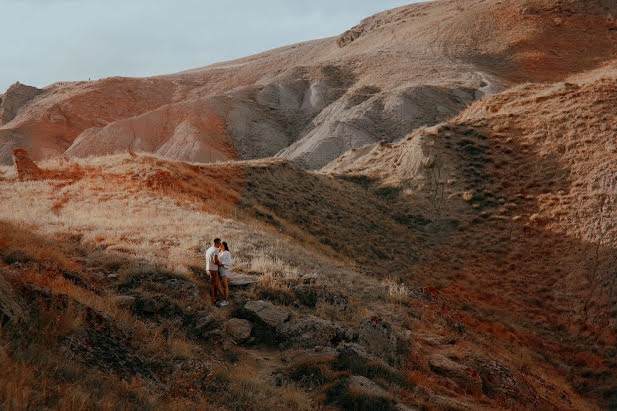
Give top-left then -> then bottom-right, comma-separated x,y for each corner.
413,121 -> 617,406
224,119 -> 617,406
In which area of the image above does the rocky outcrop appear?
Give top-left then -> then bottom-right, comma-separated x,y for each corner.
240,300 -> 291,343
277,316 -> 344,348
428,354 -> 482,395
224,318 -> 253,343
348,375 -> 387,396
242,300 -> 291,328
464,354 -> 540,406
12,149 -> 43,180
0,82 -> 45,125
337,29 -> 363,47
353,317 -> 398,362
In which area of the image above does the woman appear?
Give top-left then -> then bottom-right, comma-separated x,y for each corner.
217,241 -> 232,306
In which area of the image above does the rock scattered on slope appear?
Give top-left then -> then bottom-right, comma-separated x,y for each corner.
354,317 -> 398,361
277,315 -> 344,348
242,300 -> 291,328
428,354 -> 482,395
464,354 -> 540,406
348,375 -> 387,396
224,318 -> 253,343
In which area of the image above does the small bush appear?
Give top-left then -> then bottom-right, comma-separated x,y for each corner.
289,359 -> 336,387
326,376 -> 396,411
333,352 -> 405,387
0,248 -> 30,265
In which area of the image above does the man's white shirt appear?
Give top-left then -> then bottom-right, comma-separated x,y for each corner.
205,246 -> 220,271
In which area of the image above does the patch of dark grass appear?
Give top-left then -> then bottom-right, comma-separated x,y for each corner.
325,376 -> 397,411
289,359 -> 338,387
333,351 -> 406,387
0,248 -> 30,265
253,283 -> 296,306
223,350 -> 239,364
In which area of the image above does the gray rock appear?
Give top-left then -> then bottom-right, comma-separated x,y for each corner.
355,318 -> 398,361
193,313 -> 218,336
428,354 -> 482,394
243,300 -> 290,328
348,375 -> 387,396
336,342 -> 373,363
415,331 -> 457,346
464,354 -> 540,405
227,272 -> 259,287
276,315 -> 343,348
225,318 -> 253,343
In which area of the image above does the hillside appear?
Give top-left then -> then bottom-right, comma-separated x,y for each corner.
0,151 -> 610,409
1,0 -> 616,169
325,59 -> 617,405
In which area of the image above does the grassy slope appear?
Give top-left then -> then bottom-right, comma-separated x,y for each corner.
0,145 -> 606,409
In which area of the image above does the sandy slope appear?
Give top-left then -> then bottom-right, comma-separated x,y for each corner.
1,0 -> 616,167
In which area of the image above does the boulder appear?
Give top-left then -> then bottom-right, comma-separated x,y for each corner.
348,375 -> 387,396
227,272 -> 259,288
243,300 -> 290,328
12,149 -> 43,180
241,300 -> 291,344
428,354 -> 482,395
415,331 -> 457,346
225,318 -> 253,343
355,317 -> 398,361
464,354 -> 539,406
323,291 -> 350,313
189,312 -> 222,339
276,316 -> 344,348
336,342 -> 373,363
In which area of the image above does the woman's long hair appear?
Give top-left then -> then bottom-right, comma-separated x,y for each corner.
222,241 -> 229,252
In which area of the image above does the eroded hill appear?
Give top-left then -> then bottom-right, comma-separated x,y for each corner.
1,0 -> 616,169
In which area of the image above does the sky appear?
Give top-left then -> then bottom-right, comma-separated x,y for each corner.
0,0 -> 422,92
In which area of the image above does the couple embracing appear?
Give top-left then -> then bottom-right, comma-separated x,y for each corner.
205,238 -> 232,307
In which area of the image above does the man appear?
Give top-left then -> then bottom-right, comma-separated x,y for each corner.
205,238 -> 226,305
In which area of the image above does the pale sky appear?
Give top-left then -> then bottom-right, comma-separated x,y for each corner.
0,1 -> 422,92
